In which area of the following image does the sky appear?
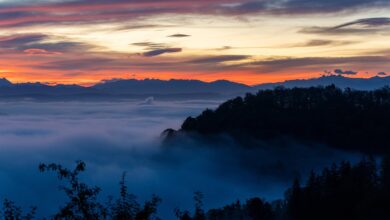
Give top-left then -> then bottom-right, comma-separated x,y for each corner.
0,0 -> 389,85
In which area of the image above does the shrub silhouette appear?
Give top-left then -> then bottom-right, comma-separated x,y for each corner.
1,199 -> 36,220
39,161 -> 106,220
106,173 -> 161,220
39,161 -> 161,220
175,192 -> 206,220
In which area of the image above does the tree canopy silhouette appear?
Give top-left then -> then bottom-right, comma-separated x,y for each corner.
178,85 -> 390,153
38,161 -> 161,220
175,156 -> 390,220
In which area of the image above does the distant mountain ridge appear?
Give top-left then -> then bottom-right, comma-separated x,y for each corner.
0,78 -> 12,87
0,75 -> 390,100
255,75 -> 390,90
0,80 -> 96,96
93,79 -> 251,95
0,78 -> 252,100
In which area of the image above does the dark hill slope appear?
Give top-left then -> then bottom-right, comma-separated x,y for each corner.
178,85 -> 390,153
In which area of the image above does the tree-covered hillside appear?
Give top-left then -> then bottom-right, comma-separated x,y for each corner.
178,156 -> 390,220
179,85 -> 390,153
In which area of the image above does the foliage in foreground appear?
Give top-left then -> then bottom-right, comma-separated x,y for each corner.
4,161 -> 161,220
176,156 -> 390,220
2,156 -> 390,220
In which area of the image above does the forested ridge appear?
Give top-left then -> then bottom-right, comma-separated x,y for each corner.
179,85 -> 390,153
177,156 -> 390,220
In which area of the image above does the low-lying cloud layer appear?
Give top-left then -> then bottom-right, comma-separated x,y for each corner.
0,100 -> 362,219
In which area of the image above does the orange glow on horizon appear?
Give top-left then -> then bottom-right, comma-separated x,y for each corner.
1,69 -> 382,87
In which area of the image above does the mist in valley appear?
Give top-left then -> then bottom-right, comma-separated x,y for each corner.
0,99 -> 361,219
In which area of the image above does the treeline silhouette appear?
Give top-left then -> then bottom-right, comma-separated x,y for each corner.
176,156 -> 390,220
2,157 -> 390,219
179,85 -> 390,154
1,161 -> 161,220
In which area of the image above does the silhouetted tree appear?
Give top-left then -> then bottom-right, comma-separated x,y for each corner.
175,192 -> 206,220
1,199 -> 36,220
107,172 -> 140,220
39,163 -> 161,220
39,161 -> 106,220
285,157 -> 390,220
245,198 -> 274,220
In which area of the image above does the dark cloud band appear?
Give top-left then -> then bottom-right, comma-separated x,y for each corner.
0,1 -> 389,28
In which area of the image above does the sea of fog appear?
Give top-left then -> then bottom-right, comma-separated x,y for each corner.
0,99 -> 361,219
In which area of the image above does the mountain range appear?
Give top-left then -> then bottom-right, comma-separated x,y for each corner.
0,75 -> 390,100
254,75 -> 390,90
93,79 -> 251,95
0,78 -> 252,100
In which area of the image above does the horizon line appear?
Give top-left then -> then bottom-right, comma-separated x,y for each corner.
0,74 -> 386,88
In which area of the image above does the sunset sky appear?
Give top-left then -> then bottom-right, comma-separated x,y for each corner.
0,0 -> 389,85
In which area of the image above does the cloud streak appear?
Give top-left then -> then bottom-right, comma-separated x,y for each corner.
168,34 -> 191,38
245,55 -> 390,72
0,34 -> 46,49
0,1 -> 387,29
333,17 -> 390,29
301,17 -> 390,35
333,69 -> 358,75
142,48 -> 182,57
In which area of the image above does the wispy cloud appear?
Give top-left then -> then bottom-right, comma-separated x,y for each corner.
0,34 -> 46,49
188,55 -> 250,64
132,42 -> 167,49
301,17 -> 390,35
0,33 -> 96,54
333,17 -> 390,29
244,55 -> 390,72
37,57 -> 131,70
23,48 -> 62,55
220,0 -> 390,15
0,1 -> 388,29
142,48 -> 182,57
168,34 -> 191,38
333,69 -> 358,75
293,39 -> 354,47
